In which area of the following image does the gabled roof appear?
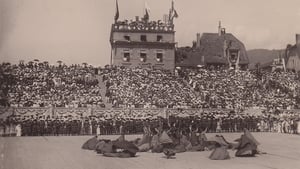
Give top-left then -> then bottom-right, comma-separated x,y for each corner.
199,33 -> 249,64
176,33 -> 249,67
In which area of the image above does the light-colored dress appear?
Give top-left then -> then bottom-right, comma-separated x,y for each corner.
96,125 -> 101,135
16,124 -> 22,137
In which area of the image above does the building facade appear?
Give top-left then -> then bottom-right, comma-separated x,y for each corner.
110,12 -> 177,70
286,34 -> 300,72
176,22 -> 249,70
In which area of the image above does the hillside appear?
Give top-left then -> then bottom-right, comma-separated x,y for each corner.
247,49 -> 284,69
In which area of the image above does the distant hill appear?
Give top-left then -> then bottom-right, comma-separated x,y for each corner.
247,49 -> 284,69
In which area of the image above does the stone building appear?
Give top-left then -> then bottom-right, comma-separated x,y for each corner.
176,22 -> 249,70
110,2 -> 178,70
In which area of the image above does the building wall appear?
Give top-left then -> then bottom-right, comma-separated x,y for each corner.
112,31 -> 174,43
111,30 -> 175,70
287,55 -> 300,72
113,47 -> 175,70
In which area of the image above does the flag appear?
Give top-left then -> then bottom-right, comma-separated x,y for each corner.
169,0 -> 179,21
144,2 -> 150,21
173,9 -> 178,18
144,9 -> 149,21
114,0 -> 119,22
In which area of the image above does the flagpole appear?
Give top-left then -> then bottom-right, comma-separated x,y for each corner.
110,47 -> 113,66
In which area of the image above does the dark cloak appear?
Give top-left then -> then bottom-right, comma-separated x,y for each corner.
81,136 -> 99,150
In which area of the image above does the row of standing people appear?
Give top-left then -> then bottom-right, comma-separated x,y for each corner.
0,115 -> 279,137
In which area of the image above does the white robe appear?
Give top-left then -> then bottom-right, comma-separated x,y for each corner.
16,124 -> 22,137
96,126 -> 101,135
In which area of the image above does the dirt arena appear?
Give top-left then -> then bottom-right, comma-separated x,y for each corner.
1,133 -> 300,169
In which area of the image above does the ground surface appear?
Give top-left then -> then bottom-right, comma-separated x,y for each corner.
1,133 -> 300,169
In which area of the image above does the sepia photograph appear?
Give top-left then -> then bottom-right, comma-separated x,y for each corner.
0,0 -> 300,169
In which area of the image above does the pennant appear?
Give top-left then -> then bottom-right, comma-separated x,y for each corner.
173,9 -> 178,18
144,9 -> 149,21
114,0 -> 119,22
144,2 -> 150,21
169,0 -> 179,21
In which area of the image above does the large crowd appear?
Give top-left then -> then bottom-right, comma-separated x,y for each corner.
1,62 -> 299,110
1,61 -> 300,137
102,67 -> 195,108
0,61 -> 105,108
102,66 -> 300,110
186,69 -> 300,109
0,109 -> 299,137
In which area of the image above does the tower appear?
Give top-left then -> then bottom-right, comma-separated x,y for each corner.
109,1 -> 178,70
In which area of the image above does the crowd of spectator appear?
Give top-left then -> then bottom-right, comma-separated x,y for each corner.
1,62 -> 299,110
101,66 -> 300,110
186,69 -> 300,109
0,109 -> 299,137
0,61 -> 105,108
102,66 -> 195,108
1,61 -> 300,137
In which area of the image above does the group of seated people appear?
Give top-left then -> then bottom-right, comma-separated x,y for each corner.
1,62 -> 300,110
0,61 -> 105,108
101,66 -> 300,110
103,66 -> 195,108
82,126 -> 261,160
186,69 -> 300,109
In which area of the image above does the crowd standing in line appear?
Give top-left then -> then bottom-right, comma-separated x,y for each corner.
0,110 -> 299,137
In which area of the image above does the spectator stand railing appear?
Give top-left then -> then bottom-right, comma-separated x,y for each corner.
1,107 -> 300,120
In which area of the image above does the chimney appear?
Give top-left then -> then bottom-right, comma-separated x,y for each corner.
221,28 -> 226,35
192,41 -> 196,48
296,34 -> 300,47
196,33 -> 201,48
218,21 -> 222,36
135,16 -> 139,21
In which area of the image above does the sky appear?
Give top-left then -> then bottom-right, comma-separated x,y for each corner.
0,0 -> 300,67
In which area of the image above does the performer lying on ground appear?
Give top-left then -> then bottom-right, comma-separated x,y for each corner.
81,127 -> 264,159
207,135 -> 231,160
233,128 -> 260,157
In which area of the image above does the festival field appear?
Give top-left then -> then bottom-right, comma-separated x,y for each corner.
1,132 -> 300,169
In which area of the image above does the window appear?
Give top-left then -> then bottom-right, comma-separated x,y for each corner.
157,35 -> 163,42
229,50 -> 239,63
124,35 -> 130,41
230,53 -> 237,62
141,35 -> 147,42
140,52 -> 147,62
156,53 -> 163,62
123,52 -> 130,62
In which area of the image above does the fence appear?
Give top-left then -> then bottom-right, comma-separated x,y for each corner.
1,107 -> 300,119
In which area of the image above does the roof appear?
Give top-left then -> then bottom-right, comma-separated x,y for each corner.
176,33 -> 249,67
287,44 -> 300,58
199,33 -> 249,64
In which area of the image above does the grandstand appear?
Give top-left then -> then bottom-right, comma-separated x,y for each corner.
1,61 -> 299,110
0,61 -> 300,137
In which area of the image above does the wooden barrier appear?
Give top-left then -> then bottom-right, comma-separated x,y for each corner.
0,107 -> 299,119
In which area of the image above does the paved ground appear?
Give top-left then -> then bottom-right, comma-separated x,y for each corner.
1,133 -> 300,169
